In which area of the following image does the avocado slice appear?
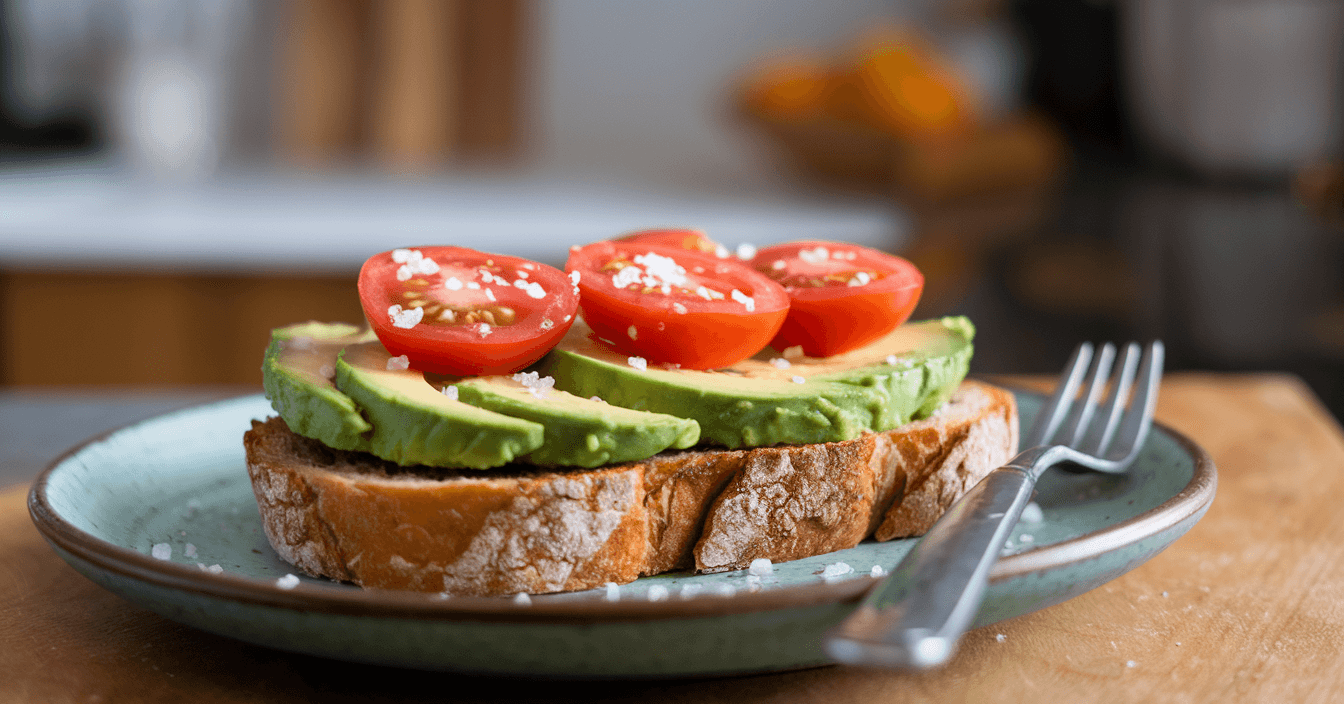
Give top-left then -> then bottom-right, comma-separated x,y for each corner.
539,317 -> 973,448
335,342 -> 545,469
452,374 -> 700,468
262,321 -> 377,452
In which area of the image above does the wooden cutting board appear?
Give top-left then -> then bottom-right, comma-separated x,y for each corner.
3,373 -> 1343,702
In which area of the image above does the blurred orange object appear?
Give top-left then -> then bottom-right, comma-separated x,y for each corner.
740,56 -> 832,120
851,30 -> 977,140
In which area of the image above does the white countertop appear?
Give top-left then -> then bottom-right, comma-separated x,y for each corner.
0,159 -> 908,274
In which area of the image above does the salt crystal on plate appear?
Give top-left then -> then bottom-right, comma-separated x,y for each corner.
604,582 -> 621,602
151,543 -> 171,560
443,385 -> 459,401
1020,502 -> 1044,524
870,565 -> 887,578
276,574 -> 300,590
769,358 -> 791,370
821,562 -> 853,581
628,356 -> 648,371
679,584 -> 705,600
647,585 -> 669,602
792,376 -> 806,384
748,558 -> 774,577
513,593 -> 532,606
715,584 -> 737,597
745,575 -> 763,592
996,634 -> 1007,643
386,355 -> 410,371
184,543 -> 197,558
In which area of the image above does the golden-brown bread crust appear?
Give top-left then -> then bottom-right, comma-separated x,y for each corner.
244,379 -> 1018,595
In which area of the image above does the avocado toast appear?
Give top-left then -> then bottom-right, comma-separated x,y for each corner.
245,315 -> 1018,595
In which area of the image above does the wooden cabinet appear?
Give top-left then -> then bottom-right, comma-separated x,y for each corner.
0,272 -> 365,386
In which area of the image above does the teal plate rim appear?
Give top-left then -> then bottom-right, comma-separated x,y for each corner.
27,388 -> 1217,625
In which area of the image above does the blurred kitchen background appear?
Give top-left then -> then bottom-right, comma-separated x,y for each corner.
1,0 -> 1342,421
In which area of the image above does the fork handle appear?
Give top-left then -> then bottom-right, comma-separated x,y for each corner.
823,447 -> 1053,669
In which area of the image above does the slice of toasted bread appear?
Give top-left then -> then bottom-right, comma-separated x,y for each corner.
244,379 -> 1018,595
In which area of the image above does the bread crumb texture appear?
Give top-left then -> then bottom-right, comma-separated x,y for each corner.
244,380 -> 1017,596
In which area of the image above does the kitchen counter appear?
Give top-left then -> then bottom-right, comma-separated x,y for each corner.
3,372 -> 1342,702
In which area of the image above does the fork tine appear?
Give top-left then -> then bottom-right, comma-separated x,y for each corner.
1080,342 -> 1142,456
1108,341 -> 1165,461
1023,342 -> 1093,448
1061,342 -> 1116,446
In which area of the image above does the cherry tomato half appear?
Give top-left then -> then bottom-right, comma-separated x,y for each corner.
752,241 -> 923,357
358,247 -> 579,376
566,240 -> 790,370
617,228 -> 722,254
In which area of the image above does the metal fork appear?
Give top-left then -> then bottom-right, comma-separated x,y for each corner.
823,340 -> 1164,669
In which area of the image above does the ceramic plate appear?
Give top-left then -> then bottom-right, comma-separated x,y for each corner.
29,390 -> 1215,678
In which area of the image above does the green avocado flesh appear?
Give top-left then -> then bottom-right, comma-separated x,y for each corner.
335,342 -> 544,469
262,321 -> 378,452
453,376 -> 700,468
539,317 -> 974,448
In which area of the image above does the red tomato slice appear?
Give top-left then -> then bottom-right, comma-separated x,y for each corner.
752,241 -> 923,357
617,228 -> 722,255
566,240 -> 790,370
358,247 -> 579,376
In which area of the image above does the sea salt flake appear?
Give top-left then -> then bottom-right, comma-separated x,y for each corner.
870,565 -> 887,578
441,385 -> 460,401
749,558 -> 774,577
612,265 -> 644,289
647,585 -> 669,602
604,582 -> 621,602
525,282 -> 546,299
769,358 -> 790,370
628,325 -> 638,340
276,574 -> 300,590
672,302 -> 688,315
628,356 -> 648,371
540,318 -> 555,331
569,270 -> 581,286
783,345 -> 804,359
792,376 -> 806,384
151,543 -> 171,560
730,289 -> 755,312
512,371 -> 555,399
207,564 -> 224,574
745,575 -> 763,592
513,593 -> 532,606
1020,502 -> 1044,524
821,562 -> 853,581
1019,534 -> 1035,544
736,243 -> 757,259
996,633 -> 1007,643
388,304 -> 423,329
679,584 -> 705,600
1126,660 -> 1137,668
396,265 -> 413,281
485,287 -> 496,302
771,259 -> 786,270
798,246 -> 829,265
386,355 -> 410,371
847,271 -> 871,287
517,270 -> 529,279
467,281 -> 481,290
589,396 -> 605,403
714,244 -> 730,258
886,354 -> 900,365
392,248 -> 415,263
715,584 -> 738,597
477,323 -> 492,337
184,543 -> 197,558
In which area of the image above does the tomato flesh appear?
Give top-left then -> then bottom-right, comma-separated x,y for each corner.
358,247 -> 579,376
752,241 -> 923,357
567,241 -> 789,370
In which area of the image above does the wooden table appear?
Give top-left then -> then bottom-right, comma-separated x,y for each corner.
3,373 -> 1342,702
